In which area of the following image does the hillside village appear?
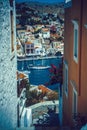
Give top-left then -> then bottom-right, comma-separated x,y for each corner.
16,2 -> 64,58
15,2 -> 64,128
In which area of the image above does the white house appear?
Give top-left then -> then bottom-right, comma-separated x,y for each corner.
35,47 -> 46,56
42,28 -> 50,39
24,41 -> 35,56
34,38 -> 46,56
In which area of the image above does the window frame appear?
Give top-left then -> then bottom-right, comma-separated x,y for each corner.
10,10 -> 14,52
72,87 -> 78,115
72,20 -> 79,63
64,61 -> 68,97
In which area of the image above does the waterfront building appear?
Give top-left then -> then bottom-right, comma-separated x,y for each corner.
63,0 -> 87,128
34,38 -> 46,56
0,0 -> 17,130
34,38 -> 42,49
24,41 -> 35,56
42,28 -> 50,39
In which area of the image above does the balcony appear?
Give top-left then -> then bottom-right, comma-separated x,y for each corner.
19,98 -> 26,117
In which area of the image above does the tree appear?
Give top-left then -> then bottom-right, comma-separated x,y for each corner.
45,57 -> 63,87
26,90 -> 38,107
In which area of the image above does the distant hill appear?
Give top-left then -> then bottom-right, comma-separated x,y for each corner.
16,0 -> 64,4
16,1 -> 64,14
16,1 -> 64,25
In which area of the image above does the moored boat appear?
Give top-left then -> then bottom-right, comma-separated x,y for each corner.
29,65 -> 51,69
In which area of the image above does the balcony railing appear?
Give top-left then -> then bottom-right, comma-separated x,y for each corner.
19,97 -> 26,117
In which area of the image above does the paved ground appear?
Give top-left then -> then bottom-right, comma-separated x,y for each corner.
32,104 -> 59,119
33,112 -> 59,126
29,100 -> 59,126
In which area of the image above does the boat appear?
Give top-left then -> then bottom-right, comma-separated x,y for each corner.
23,70 -> 30,74
29,65 -> 51,70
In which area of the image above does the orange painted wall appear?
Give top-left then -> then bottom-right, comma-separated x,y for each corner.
63,0 -> 87,127
78,0 -> 87,114
63,0 -> 82,126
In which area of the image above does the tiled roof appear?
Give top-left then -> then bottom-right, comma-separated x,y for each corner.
38,85 -> 51,93
42,28 -> 49,32
17,71 -> 28,80
25,41 -> 32,45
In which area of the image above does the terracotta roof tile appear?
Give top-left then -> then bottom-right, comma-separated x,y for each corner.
25,41 -> 32,44
17,71 -> 28,80
42,28 -> 49,32
38,85 -> 51,93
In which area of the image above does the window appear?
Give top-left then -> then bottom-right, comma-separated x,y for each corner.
64,61 -> 68,97
72,20 -> 79,63
9,0 -> 13,7
74,29 -> 78,57
31,44 -> 34,48
73,88 -> 77,114
10,10 -> 14,52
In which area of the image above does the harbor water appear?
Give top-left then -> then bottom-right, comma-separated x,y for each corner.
17,57 -> 62,90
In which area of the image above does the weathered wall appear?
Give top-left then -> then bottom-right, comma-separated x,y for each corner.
0,0 -> 17,130
78,0 -> 87,114
63,0 -> 82,126
63,0 -> 87,127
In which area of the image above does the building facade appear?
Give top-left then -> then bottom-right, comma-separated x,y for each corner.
63,0 -> 87,128
0,0 -> 17,130
25,42 -> 35,56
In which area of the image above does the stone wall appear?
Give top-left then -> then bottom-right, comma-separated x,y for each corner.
0,0 -> 17,130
